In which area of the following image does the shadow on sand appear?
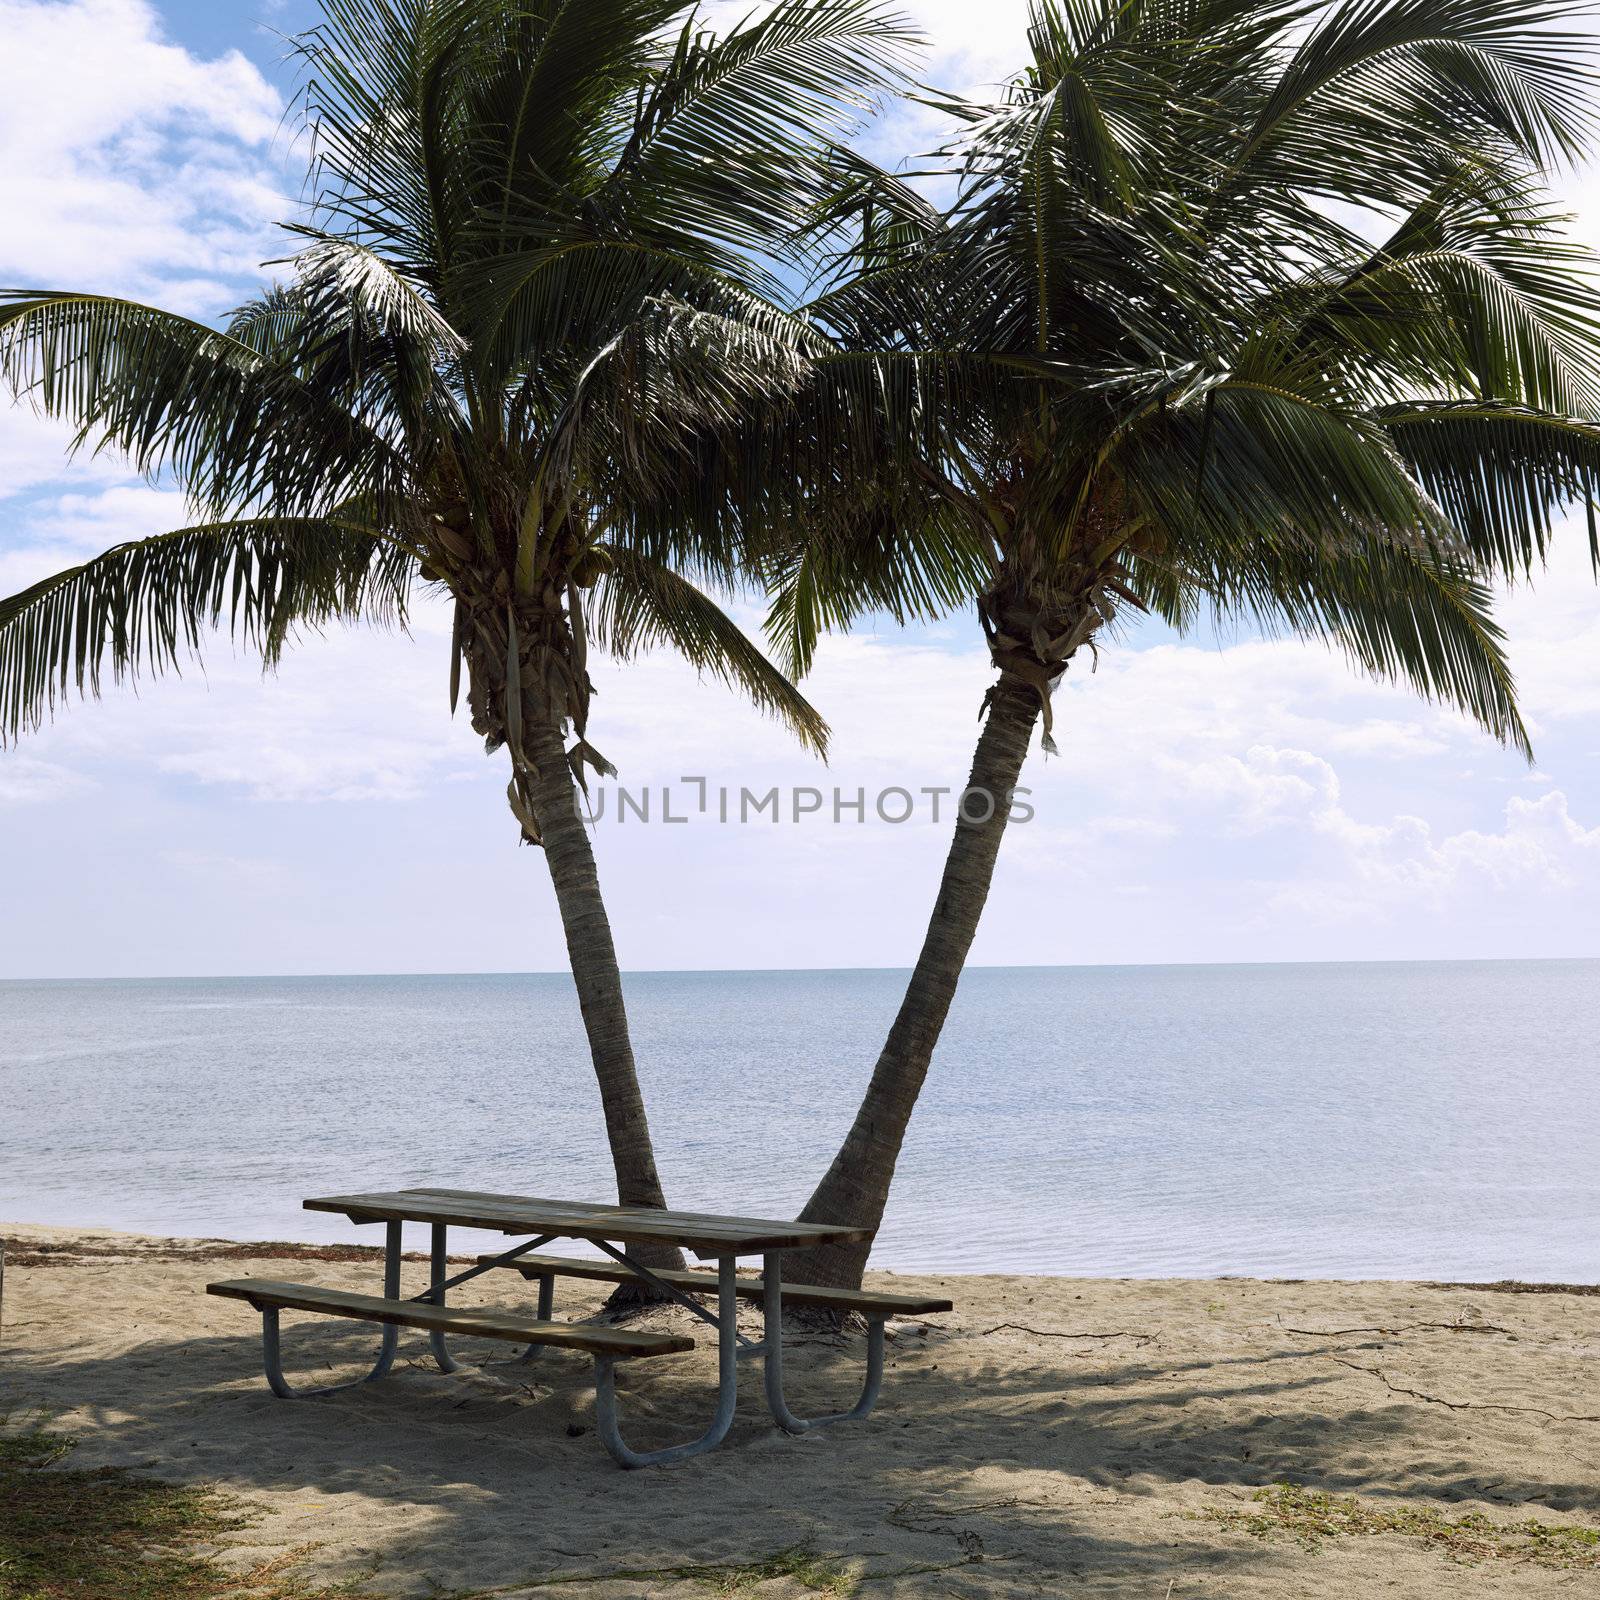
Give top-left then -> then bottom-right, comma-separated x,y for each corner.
4,1276 -> 1593,1597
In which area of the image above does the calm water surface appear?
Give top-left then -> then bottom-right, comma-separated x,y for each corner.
2,961 -> 1596,1280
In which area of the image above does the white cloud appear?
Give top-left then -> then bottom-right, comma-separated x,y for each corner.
14,592 -> 475,805
1498,533 -> 1600,728
0,0 -> 284,307
0,407 -> 137,501
0,0 -> 291,597
159,848 -> 297,897
0,481 -> 190,600
913,0 -> 1033,82
1,488 -> 1595,971
0,753 -> 89,804
1,483 -> 477,808
1321,719 -> 1449,760
1183,744 -> 1599,902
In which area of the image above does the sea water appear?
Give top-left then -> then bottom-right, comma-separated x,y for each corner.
2,960 -> 1595,1280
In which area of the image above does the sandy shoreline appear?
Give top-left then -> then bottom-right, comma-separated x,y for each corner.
2,1220 -> 1596,1597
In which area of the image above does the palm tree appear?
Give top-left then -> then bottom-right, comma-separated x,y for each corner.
0,0 -> 910,1266
765,0 -> 1600,1286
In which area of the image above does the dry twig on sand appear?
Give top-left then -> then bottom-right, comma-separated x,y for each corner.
1327,1358 -> 1600,1423
979,1323 -> 1155,1344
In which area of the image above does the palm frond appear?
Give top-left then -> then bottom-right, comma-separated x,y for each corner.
761,496 -> 995,677
0,291 -> 406,519
1173,532 -> 1531,757
774,0 -> 1600,767
1229,0 -> 1599,203
1379,400 -> 1600,572
292,0 -> 483,279
1256,159 -> 1600,413
281,226 -> 468,361
1122,378 -> 1441,554
586,545 -> 830,755
0,517 -> 412,740
606,0 -> 917,252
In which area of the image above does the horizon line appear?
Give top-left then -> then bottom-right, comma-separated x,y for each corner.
4,952 -> 1597,983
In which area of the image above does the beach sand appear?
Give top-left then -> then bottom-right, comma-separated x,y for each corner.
1,1221 -> 1595,1597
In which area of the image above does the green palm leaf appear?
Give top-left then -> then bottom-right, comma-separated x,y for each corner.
586,545 -> 830,755
0,518 -> 412,740
0,291 -> 406,519
1379,401 -> 1600,572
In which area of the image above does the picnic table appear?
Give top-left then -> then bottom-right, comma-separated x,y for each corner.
208,1186 -> 952,1468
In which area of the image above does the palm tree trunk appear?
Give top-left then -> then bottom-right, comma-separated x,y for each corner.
523,717 -> 685,1273
790,674 -> 1042,1289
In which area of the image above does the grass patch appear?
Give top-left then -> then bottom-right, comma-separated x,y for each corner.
487,1544 -> 982,1597
495,1546 -> 860,1596
686,1546 -> 857,1596
0,1427 -> 377,1599
1199,1483 -> 1600,1568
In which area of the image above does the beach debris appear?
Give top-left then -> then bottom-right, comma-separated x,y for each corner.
884,1319 -> 930,1341
1422,1280 -> 1600,1297
1194,1483 -> 1600,1568
887,1494 -> 1036,1563
1279,1320 -> 1513,1337
979,1321 -> 1155,1345
1325,1358 -> 1600,1423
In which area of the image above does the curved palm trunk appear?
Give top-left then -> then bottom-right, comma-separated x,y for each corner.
792,674 -> 1042,1288
523,717 -> 684,1274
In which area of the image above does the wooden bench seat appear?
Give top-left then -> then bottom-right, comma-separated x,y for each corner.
206,1279 -> 694,1358
477,1253 -> 954,1316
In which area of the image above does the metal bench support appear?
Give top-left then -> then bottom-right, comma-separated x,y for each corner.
425,1226 -> 558,1371
592,1254 -> 739,1468
258,1220 -> 402,1398
517,1272 -> 556,1363
760,1251 -> 885,1433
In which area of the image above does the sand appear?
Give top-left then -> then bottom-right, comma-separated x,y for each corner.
1,1220 -> 1596,1597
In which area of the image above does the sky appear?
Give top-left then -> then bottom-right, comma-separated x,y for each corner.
0,0 -> 1597,980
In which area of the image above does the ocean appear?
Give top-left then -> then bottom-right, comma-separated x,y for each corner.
2,960 -> 1596,1281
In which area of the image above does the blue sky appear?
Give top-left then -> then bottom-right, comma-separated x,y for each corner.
1,0 -> 1597,979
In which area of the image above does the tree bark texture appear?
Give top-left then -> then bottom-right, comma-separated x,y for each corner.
791,673 -> 1043,1288
523,716 -> 685,1274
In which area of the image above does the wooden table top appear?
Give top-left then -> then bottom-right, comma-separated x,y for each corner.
303,1186 -> 873,1258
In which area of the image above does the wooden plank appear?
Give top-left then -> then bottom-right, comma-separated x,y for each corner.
396,1188 -> 874,1252
302,1188 -> 873,1258
479,1253 -> 955,1316
414,1187 -> 875,1248
205,1278 -> 694,1358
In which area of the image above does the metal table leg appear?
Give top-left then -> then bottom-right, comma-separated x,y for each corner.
419,1226 -> 559,1369
427,1223 -> 461,1372
517,1272 -> 556,1363
593,1254 -> 739,1468
760,1251 -> 885,1433
259,1219 -> 401,1398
